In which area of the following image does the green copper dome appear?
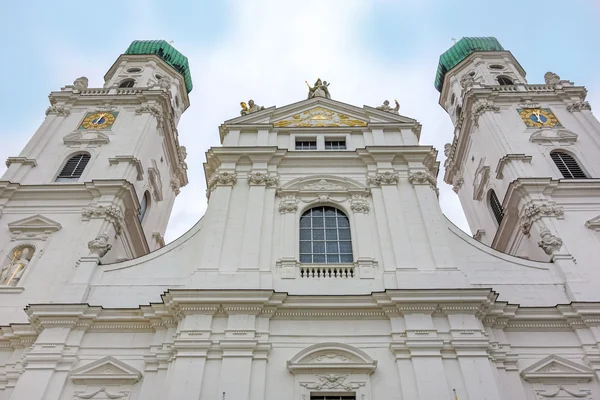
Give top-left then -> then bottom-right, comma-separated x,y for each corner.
434,37 -> 504,92
125,40 -> 193,93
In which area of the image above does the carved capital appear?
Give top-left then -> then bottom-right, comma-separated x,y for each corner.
521,203 -> 564,237
366,172 -> 399,186
81,206 -> 124,235
566,101 -> 592,113
247,172 -> 279,187
279,196 -> 298,213
408,171 -> 436,187
45,105 -> 70,116
207,171 -> 237,199
472,102 -> 500,127
136,104 -> 163,127
88,233 -> 112,258
537,229 -> 563,255
350,195 -> 369,213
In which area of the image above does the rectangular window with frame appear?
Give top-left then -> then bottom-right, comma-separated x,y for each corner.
325,140 -> 346,150
296,139 -> 317,150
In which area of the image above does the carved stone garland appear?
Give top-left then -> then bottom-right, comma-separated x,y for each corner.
278,196 -> 299,213
45,105 -> 70,116
136,104 -> 163,128
350,195 -> 369,213
472,102 -> 500,127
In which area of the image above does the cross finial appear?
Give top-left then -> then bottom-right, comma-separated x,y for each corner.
451,38 -> 457,45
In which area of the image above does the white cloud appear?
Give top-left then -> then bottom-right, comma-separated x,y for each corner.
167,0 -> 470,241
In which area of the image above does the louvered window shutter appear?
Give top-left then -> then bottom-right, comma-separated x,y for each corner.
56,154 -> 91,181
550,152 -> 587,179
490,190 -> 504,225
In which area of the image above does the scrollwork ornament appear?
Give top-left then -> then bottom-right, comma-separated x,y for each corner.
408,171 -> 437,187
81,205 -> 124,235
300,374 -> 365,391
472,102 -> 500,127
366,171 -> 399,186
87,233 -> 112,258
537,228 -> 563,255
350,195 -> 369,213
135,104 -> 163,126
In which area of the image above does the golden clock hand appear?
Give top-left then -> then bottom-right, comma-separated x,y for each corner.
95,113 -> 106,124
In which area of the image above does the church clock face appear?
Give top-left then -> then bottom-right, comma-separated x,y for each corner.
517,108 -> 560,128
79,111 -> 118,130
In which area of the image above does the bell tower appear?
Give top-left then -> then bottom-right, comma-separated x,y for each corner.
0,40 -> 190,304
439,37 -> 600,300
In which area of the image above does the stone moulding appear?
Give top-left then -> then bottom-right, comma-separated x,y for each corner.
5,157 -> 37,168
495,154 -> 532,179
108,156 -> 143,181
288,342 -> 377,375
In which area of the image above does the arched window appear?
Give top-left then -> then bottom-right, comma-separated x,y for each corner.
299,206 -> 353,264
489,190 -> 504,225
118,79 -> 135,88
56,153 -> 90,182
551,151 -> 587,179
497,76 -> 514,85
0,244 -> 34,286
138,191 -> 150,222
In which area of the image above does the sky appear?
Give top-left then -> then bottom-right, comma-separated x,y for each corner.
1,0 -> 599,243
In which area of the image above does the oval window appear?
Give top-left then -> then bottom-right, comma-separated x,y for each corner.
127,67 -> 142,73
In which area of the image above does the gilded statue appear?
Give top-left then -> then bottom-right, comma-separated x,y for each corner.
0,247 -> 32,286
306,78 -> 331,99
240,99 -> 265,116
376,99 -> 400,114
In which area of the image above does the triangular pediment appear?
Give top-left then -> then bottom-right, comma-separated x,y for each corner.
520,354 -> 594,383
287,342 -> 377,375
529,128 -> 578,145
279,175 -> 368,194
8,214 -> 62,233
223,97 -> 417,127
70,356 -> 142,385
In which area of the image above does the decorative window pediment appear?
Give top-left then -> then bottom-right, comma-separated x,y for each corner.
70,356 -> 142,385
520,354 -> 594,384
529,128 -> 578,146
8,214 -> 62,241
287,342 -> 377,374
63,131 -> 110,148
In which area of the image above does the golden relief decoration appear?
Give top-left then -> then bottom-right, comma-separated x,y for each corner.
79,111 -> 118,130
273,107 -> 367,128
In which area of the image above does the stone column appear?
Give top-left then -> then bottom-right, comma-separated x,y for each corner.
367,171 -> 415,270
278,195 -> 299,278
8,322 -> 80,400
203,171 -> 237,267
403,312 -> 452,399
240,172 -> 279,270
217,307 -> 268,400
350,195 -> 376,278
448,314 -> 503,400
407,170 -> 454,270
162,311 -> 214,400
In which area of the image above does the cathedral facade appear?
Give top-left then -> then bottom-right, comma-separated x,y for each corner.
0,37 -> 598,400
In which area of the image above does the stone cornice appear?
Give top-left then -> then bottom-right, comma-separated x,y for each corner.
108,156 -> 144,181
495,154 -> 532,179
5,157 -> 37,168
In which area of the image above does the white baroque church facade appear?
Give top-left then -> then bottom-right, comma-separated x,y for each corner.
0,37 -> 598,400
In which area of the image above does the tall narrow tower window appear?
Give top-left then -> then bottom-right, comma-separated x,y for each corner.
497,76 -> 514,85
138,191 -> 150,222
550,151 -> 587,179
299,206 -> 353,264
489,190 -> 504,225
56,153 -> 91,182
118,79 -> 135,88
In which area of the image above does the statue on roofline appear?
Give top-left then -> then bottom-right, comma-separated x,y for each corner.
240,99 -> 265,115
306,78 -> 331,99
376,99 -> 400,114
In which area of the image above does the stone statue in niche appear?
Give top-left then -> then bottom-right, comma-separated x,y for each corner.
544,71 -> 560,85
73,77 -> 89,91
306,78 -> 331,99
376,99 -> 400,114
0,246 -> 33,286
240,99 -> 265,115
